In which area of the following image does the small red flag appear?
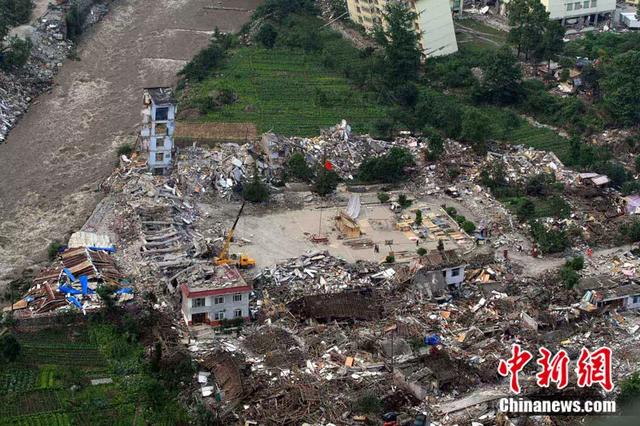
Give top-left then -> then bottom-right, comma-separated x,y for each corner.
324,160 -> 333,171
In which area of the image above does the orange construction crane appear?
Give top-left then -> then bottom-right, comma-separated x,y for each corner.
214,202 -> 256,268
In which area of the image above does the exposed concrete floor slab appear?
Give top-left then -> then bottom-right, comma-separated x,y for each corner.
0,0 -> 259,285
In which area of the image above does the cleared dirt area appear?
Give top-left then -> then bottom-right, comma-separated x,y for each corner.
0,0 -> 259,286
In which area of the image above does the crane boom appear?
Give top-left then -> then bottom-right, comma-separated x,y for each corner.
218,202 -> 245,263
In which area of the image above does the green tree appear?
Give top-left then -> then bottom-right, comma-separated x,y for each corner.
253,0 -> 318,22
358,147 -> 414,183
0,0 -> 34,27
460,109 -> 492,154
618,373 -> 640,406
565,256 -> 584,271
417,247 -> 427,256
425,131 -> 444,161
373,2 -> 421,88
462,221 -> 476,234
560,266 -> 579,289
600,50 -> 640,126
474,47 -> 523,105
517,198 -> 536,220
179,29 -> 235,82
414,209 -> 423,226
255,23 -> 278,48
243,166 -> 269,202
0,334 -> 21,362
620,220 -> 640,242
64,4 -> 82,40
397,193 -> 412,209
507,0 -> 549,60
97,284 -> 118,311
529,220 -> 568,253
0,36 -> 32,71
286,152 -> 313,182
535,20 -> 565,71
313,165 -> 339,196
377,192 -> 390,203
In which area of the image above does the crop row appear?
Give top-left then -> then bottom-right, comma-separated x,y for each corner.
0,368 -> 38,394
0,390 -> 63,417
0,412 -> 70,426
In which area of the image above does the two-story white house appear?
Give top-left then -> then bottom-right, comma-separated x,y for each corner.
141,87 -> 177,175
180,264 -> 252,326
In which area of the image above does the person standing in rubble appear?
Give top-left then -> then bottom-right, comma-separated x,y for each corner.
374,244 -> 379,254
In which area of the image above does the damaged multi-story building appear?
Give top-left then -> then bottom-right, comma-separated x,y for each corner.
141,87 -> 177,175
346,0 -> 459,56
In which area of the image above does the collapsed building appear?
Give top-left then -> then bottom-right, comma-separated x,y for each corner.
4,232 -> 132,318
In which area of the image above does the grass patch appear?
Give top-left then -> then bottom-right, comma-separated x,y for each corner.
504,125 -> 570,161
181,47 -> 387,136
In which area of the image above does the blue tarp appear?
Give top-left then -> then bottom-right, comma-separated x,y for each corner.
88,246 -> 116,253
59,285 -> 82,295
67,296 -> 82,309
424,334 -> 441,346
62,268 -> 76,282
115,287 -> 133,295
79,275 -> 95,295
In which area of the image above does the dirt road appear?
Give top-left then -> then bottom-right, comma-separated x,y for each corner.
0,0 -> 258,285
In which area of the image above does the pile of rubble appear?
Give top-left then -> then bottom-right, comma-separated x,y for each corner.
256,250 -> 392,302
3,232 -> 132,317
172,121 -> 425,198
0,2 -> 109,142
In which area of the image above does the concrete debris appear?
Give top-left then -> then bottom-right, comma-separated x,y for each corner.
0,2 -> 109,142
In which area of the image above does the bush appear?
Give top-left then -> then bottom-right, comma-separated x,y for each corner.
454,215 -> 466,225
516,198 -> 536,221
444,206 -> 457,216
243,175 -> 269,203
47,240 -> 64,261
377,192 -> 390,203
313,167 -> 339,196
414,209 -> 423,226
618,372 -> 640,406
525,173 -> 551,196
253,0 -> 318,22
255,23 -> 278,48
358,147 -> 414,183
622,180 -> 640,196
96,284 -> 118,311
0,334 -> 21,362
460,109 -> 492,154
397,194 -> 412,209
0,0 -> 34,27
565,256 -> 584,271
529,220 -> 569,254
117,143 -> 133,157
560,266 -> 579,289
417,247 -> 427,256
179,29 -> 235,82
286,152 -> 313,182
354,392 -> 383,414
385,254 -> 395,264
0,36 -> 32,71
620,220 -> 640,242
462,221 -> 476,234
65,4 -> 84,40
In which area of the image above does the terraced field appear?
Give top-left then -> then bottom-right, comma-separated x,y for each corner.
185,47 -> 387,136
0,327 -> 134,425
506,125 -> 571,162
